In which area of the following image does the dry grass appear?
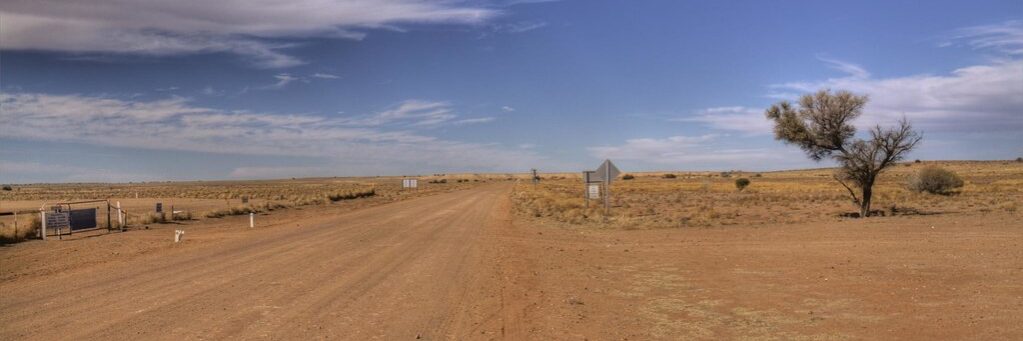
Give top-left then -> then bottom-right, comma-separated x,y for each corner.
513,161 -> 1023,229
0,214 -> 40,243
0,175 -> 508,243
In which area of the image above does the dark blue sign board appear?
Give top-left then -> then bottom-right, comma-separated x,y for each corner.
69,208 -> 98,231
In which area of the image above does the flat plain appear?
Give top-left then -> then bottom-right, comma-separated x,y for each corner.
1,161 -> 1021,339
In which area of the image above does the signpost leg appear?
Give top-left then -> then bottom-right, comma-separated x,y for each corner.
106,201 -> 112,232
249,213 -> 254,228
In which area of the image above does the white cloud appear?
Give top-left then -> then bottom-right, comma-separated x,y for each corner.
0,161 -> 160,183
768,58 -> 1023,133
494,21 -> 547,33
0,93 -> 532,176
311,73 -> 340,79
228,166 -> 334,179
673,106 -> 771,135
943,20 -> 1023,56
201,86 -> 223,96
266,73 -> 302,89
342,100 -> 462,127
587,134 -> 804,169
0,0 -> 497,68
452,117 -> 497,125
501,106 -> 516,112
817,55 -> 870,79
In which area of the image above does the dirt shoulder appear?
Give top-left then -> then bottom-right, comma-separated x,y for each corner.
497,211 -> 1023,339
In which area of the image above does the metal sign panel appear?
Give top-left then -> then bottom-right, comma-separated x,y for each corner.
69,208 -> 98,231
402,179 -> 418,188
592,160 -> 621,182
46,211 -> 70,230
588,184 -> 601,199
583,171 -> 602,184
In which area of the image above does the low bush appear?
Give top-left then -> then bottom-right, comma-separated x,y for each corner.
662,173 -> 677,179
326,189 -> 375,202
908,166 -> 964,195
622,174 -> 635,180
735,178 -> 751,191
141,212 -> 167,224
205,205 -> 256,218
2,185 -> 11,191
171,210 -> 192,221
429,179 -> 448,184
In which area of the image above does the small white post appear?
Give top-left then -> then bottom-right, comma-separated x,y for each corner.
117,201 -> 123,226
40,211 -> 47,241
174,229 -> 185,243
249,212 -> 254,228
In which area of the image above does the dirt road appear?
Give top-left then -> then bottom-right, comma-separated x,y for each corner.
3,183 -> 1021,340
1,185 -> 512,340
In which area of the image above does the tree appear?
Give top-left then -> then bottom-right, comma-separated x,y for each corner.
765,90 -> 921,217
735,178 -> 751,191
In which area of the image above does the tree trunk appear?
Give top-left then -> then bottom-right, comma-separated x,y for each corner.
860,185 -> 873,217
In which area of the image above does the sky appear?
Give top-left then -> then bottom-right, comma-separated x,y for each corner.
1,0 -> 1021,183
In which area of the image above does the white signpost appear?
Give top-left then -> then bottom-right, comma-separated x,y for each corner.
583,160 -> 621,216
402,178 -> 419,190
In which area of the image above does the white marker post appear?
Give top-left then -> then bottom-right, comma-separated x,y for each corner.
116,201 -> 124,227
249,212 -> 254,228
174,229 -> 185,243
40,211 -> 47,241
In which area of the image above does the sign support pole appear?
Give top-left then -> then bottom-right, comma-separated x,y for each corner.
604,165 -> 610,217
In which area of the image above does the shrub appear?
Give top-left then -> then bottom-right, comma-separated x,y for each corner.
622,174 -> 635,180
1017,157 -> 1022,162
662,173 -> 677,179
914,159 -> 922,163
720,171 -> 733,178
429,179 -> 447,184
908,166 -> 964,195
326,189 -> 375,202
735,178 -> 751,191
141,212 -> 167,224
171,210 -> 192,221
1,185 -> 11,191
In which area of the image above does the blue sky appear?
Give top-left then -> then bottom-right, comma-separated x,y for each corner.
2,0 -> 1021,183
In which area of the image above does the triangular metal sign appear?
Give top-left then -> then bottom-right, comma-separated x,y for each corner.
594,159 -> 621,182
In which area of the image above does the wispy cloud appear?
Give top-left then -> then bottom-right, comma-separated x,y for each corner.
341,100 -> 465,127
816,55 -> 870,79
0,0 -> 499,68
942,20 -> 1023,56
452,117 -> 496,125
0,93 -> 527,177
494,21 -> 548,33
266,73 -> 302,89
587,134 -> 803,169
311,73 -> 340,79
672,106 -> 771,135
501,106 -> 516,112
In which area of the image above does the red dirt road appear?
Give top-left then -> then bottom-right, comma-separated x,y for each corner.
1,185 -> 512,340
2,184 -> 1022,340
